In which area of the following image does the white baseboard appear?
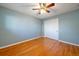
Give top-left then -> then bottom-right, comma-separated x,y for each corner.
44,36 -> 79,47
0,36 -> 79,49
0,36 -> 42,49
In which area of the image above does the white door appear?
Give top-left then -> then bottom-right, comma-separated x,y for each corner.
44,17 -> 59,40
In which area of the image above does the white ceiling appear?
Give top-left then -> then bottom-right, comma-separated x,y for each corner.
0,3 -> 79,20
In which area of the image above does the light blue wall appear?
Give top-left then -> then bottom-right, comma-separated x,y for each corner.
0,6 -> 79,47
0,6 -> 42,47
59,9 -> 79,44
43,9 -> 79,45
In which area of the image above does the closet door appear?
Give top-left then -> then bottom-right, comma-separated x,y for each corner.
44,17 -> 59,40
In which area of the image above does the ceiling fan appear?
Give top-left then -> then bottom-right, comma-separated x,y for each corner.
32,3 -> 55,14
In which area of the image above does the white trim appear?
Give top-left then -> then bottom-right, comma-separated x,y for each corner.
0,36 -> 79,49
44,36 -> 79,47
0,36 -> 41,49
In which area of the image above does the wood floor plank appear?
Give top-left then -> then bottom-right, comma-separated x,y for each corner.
0,37 -> 79,56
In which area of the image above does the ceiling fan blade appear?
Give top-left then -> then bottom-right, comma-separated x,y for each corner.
45,10 -> 50,13
46,10 -> 50,13
46,3 -> 55,8
38,11 -> 41,14
43,3 -> 46,7
32,8 -> 40,10
39,3 -> 42,8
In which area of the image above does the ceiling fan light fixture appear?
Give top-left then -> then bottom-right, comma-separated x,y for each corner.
40,9 -> 46,14
32,3 -> 55,14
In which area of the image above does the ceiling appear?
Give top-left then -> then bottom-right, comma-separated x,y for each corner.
0,3 -> 79,20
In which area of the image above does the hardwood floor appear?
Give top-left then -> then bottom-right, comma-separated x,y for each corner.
0,37 -> 79,56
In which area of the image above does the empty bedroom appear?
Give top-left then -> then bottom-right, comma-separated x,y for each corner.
0,3 -> 79,56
